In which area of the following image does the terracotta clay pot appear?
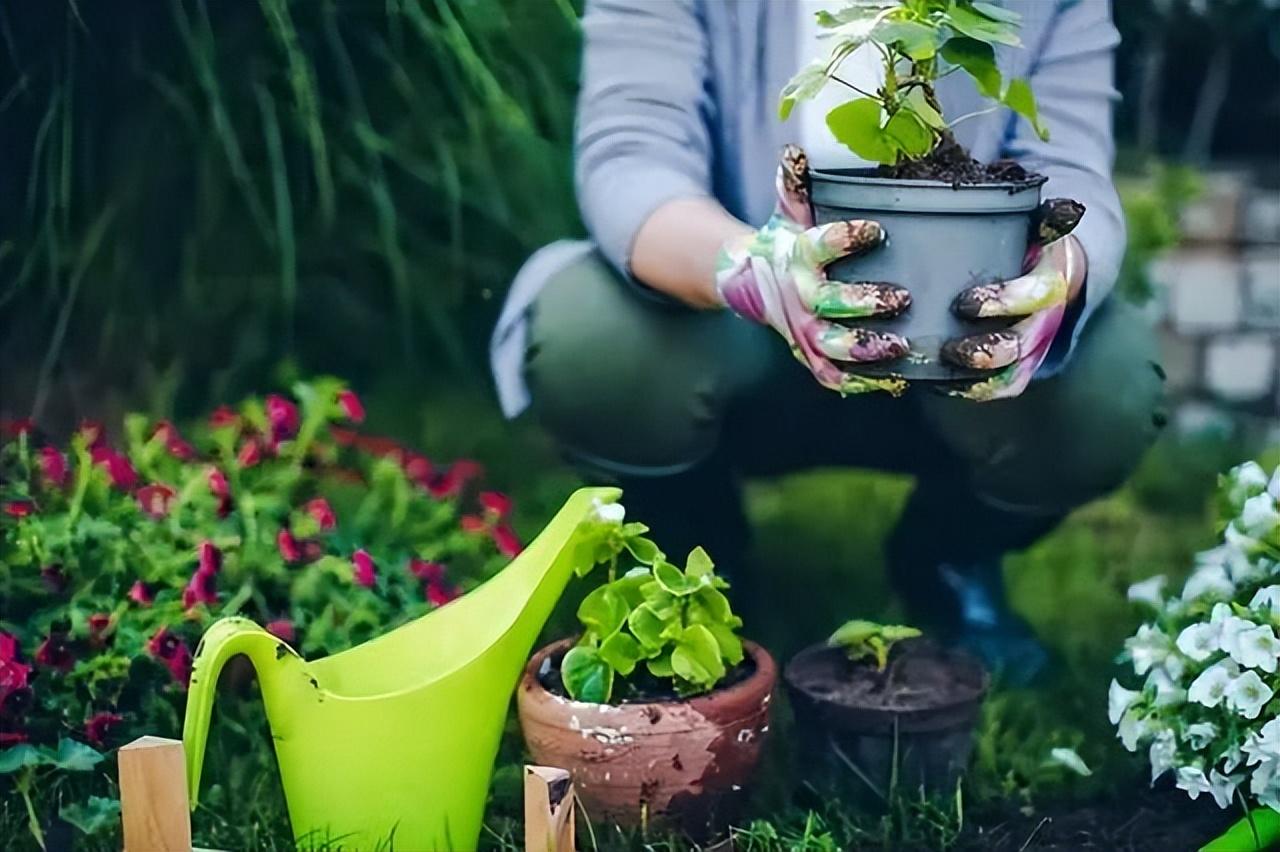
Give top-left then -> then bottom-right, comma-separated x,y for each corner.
784,639 -> 988,802
518,638 -> 777,836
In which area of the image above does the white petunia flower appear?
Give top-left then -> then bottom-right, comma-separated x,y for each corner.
1118,708 -> 1154,752
1241,493 -> 1280,539
1127,624 -> 1176,676
1226,670 -> 1273,719
1186,722 -> 1218,750
1048,747 -> 1092,777
1223,741 -> 1246,773
1108,679 -> 1140,725
1227,462 -> 1270,507
1176,765 -> 1213,800
589,498 -> 626,524
1127,575 -> 1167,608
1218,613 -> 1258,660
1182,562 -> 1235,603
1270,466 -> 1280,501
1231,623 -> 1280,673
1208,769 -> 1242,809
1244,719 -> 1280,766
1147,666 -> 1186,707
1177,622 -> 1221,662
1226,522 -> 1262,556
1150,731 -> 1178,783
1188,660 -> 1238,708
1251,585 -> 1280,616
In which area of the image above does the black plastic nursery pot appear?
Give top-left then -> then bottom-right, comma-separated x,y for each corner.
784,638 -> 989,803
810,169 -> 1047,382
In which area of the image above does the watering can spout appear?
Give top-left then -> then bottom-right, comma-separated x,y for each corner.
183,617 -> 311,808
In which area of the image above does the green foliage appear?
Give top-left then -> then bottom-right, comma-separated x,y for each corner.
1116,163 -> 1203,304
560,541 -> 747,704
781,0 -> 1049,166
0,379 -> 518,846
828,619 -> 922,670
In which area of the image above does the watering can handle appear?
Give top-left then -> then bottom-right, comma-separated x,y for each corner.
182,617 -> 300,810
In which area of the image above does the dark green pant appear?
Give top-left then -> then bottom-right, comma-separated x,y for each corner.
524,249 -> 1167,608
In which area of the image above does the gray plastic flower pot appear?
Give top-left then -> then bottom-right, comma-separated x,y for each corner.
810,168 -> 1046,382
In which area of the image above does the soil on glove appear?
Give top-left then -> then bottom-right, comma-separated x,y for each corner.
879,136 -> 1041,187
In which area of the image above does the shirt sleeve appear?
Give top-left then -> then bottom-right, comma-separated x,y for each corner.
1001,0 -> 1125,372
575,0 -> 714,276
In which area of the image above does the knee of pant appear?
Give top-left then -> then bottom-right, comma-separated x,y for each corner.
974,348 -> 1168,515
523,257 -> 723,475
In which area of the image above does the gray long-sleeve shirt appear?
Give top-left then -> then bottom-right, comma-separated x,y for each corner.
493,0 -> 1125,417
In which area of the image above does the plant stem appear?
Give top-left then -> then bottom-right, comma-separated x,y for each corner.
947,105 -> 1001,129
17,769 -> 46,850
829,73 -> 879,101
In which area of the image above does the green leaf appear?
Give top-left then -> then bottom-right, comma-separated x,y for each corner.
708,623 -> 745,667
653,559 -> 693,597
1002,77 -> 1049,141
48,738 -> 105,771
0,745 -> 45,773
60,797 -> 121,835
685,546 -> 714,580
623,535 -> 661,566
946,1 -> 1021,46
671,624 -> 726,691
691,586 -> 735,625
940,37 -> 1001,99
628,603 -> 667,651
970,1 -> 1022,24
884,109 -> 933,158
577,586 -> 627,638
880,625 -> 923,642
646,653 -> 674,678
826,98 -> 899,165
874,19 -> 940,60
779,59 -> 828,121
598,631 -> 643,676
905,86 -> 946,129
561,645 -> 614,704
829,619 -> 881,648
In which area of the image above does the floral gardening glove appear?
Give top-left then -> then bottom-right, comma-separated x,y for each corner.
941,199 -> 1088,401
715,145 -> 911,396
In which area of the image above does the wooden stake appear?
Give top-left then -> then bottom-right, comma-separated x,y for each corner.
524,765 -> 576,852
118,736 -> 192,852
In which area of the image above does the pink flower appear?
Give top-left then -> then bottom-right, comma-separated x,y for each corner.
426,580 -> 460,607
427,460 -> 483,498
492,524 -> 523,558
0,731 -> 28,745
265,619 -> 295,643
147,628 -> 192,687
87,613 -> 112,645
402,454 -> 433,488
352,549 -> 377,588
77,420 -> 106,450
197,541 -> 222,576
40,564 -> 66,595
207,467 -> 229,499
84,712 -> 123,747
209,406 -> 239,429
459,514 -> 487,534
35,632 -> 74,671
91,447 -> 138,490
1,418 -> 34,438
337,389 -> 365,424
237,438 -> 262,468
409,559 -> 445,583
153,421 -> 196,461
305,498 -> 336,532
182,568 -> 218,610
136,483 -> 177,519
266,394 -> 299,441
277,529 -> 302,563
38,447 -> 68,487
128,580 -> 154,606
0,632 -> 32,708
3,501 -> 35,518
479,491 -> 512,519
146,627 -> 181,659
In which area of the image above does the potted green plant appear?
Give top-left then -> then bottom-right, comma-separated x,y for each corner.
517,504 -> 776,836
781,0 -> 1061,381
784,619 -> 988,801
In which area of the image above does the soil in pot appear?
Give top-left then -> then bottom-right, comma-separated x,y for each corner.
877,135 -> 1034,186
785,638 -> 988,804
518,638 -> 777,839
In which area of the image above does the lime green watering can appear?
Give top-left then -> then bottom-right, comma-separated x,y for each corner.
183,487 -> 619,851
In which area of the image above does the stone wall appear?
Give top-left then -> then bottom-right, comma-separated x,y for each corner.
1147,170 -> 1280,442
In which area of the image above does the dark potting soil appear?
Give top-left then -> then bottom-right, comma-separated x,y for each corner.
788,639 -> 985,713
878,136 -> 1039,187
537,643 -> 758,705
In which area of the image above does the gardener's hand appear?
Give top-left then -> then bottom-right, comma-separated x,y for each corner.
715,145 -> 911,395
941,199 -> 1088,401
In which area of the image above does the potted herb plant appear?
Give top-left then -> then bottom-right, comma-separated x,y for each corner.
784,619 -> 988,801
517,504 -> 776,835
780,0 -> 1064,381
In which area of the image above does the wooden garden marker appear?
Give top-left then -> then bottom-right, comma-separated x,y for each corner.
524,765 -> 576,852
119,736 -> 192,852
